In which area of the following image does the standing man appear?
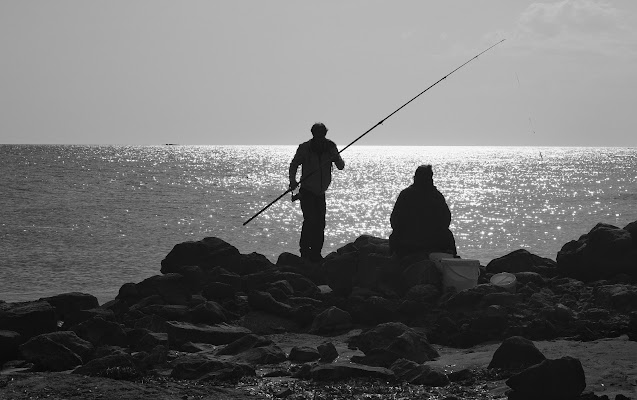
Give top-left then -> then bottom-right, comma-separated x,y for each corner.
289,122 -> 345,262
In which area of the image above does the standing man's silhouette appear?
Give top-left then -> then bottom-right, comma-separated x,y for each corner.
289,123 -> 345,262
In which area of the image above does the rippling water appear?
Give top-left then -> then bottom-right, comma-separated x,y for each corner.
1,145 -> 636,304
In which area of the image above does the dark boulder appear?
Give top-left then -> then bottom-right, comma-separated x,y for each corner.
232,343 -> 287,365
161,237 -> 241,274
133,331 -> 169,353
190,301 -> 228,325
310,362 -> 394,381
309,306 -> 352,334
20,331 -> 93,372
288,346 -> 321,363
0,330 -> 22,363
403,284 -> 441,303
276,252 -> 326,285
389,358 -> 449,386
140,304 -> 190,321
0,301 -> 57,339
488,336 -> 546,370
557,223 -> 637,282
61,307 -> 116,329
486,249 -> 557,276
41,292 -> 99,322
505,356 -> 586,400
238,252 -> 275,275
242,270 -> 321,298
317,341 -> 339,362
340,295 -> 398,325
215,333 -> 273,356
71,316 -> 128,347
247,290 -> 292,318
348,322 -> 439,366
324,252 -> 357,296
136,274 -> 192,305
165,321 -> 251,346
202,282 -> 237,301
444,284 -> 508,308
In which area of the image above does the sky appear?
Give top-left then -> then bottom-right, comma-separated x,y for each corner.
1,1 -> 636,146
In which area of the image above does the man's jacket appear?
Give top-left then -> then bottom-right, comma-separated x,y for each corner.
289,138 -> 345,195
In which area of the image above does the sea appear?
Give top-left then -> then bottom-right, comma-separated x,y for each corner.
1,145 -> 636,305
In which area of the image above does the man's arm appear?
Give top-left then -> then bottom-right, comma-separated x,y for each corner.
328,141 -> 345,170
289,145 -> 303,189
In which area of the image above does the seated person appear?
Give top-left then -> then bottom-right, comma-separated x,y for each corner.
389,164 -> 457,258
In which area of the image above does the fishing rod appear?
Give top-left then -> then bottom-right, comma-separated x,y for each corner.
243,39 -> 505,226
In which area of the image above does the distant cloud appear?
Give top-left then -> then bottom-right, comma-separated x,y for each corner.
519,0 -> 619,37
499,0 -> 637,57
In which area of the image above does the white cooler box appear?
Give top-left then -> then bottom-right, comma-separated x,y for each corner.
429,253 -> 480,293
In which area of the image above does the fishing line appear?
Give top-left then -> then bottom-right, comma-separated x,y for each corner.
243,39 -> 506,226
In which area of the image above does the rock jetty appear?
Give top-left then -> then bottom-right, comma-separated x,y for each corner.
1,221 -> 636,400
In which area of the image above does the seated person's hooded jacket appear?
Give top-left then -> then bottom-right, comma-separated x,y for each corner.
389,171 -> 456,256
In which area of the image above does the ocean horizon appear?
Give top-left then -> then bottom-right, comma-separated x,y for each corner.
1,144 -> 636,305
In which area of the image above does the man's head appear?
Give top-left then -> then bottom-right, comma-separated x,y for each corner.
311,122 -> 328,138
414,164 -> 434,186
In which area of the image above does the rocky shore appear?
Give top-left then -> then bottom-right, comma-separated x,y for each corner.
1,221 -> 636,400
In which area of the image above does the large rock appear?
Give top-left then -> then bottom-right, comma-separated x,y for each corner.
0,330 -> 22,363
288,346 -> 321,363
310,362 -> 395,381
20,331 -> 94,372
557,223 -> 637,281
242,270 -> 320,298
247,290 -> 292,318
232,343 -> 287,365
161,237 -> 242,274
0,301 -> 57,338
165,321 -> 251,346
348,322 -> 439,367
237,252 -> 275,275
135,274 -> 192,305
324,252 -> 357,296
215,334 -> 273,356
488,336 -> 546,370
41,292 -> 100,322
61,307 -> 116,329
340,295 -> 398,325
317,341 -> 339,362
133,331 -> 169,353
309,306 -> 352,334
276,252 -> 326,285
70,317 -> 128,347
505,356 -> 586,400
389,358 -> 449,386
355,252 -> 395,290
444,284 -> 508,308
486,249 -> 557,276
190,301 -> 228,325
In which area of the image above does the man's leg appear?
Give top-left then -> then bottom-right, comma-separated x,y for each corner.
311,193 -> 326,261
299,189 -> 316,259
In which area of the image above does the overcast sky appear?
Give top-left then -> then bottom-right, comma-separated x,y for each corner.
1,1 -> 635,146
